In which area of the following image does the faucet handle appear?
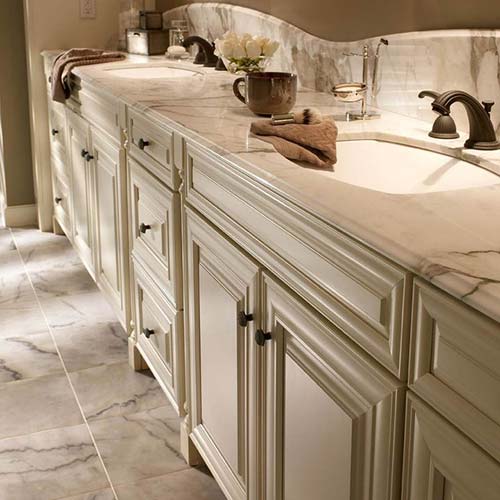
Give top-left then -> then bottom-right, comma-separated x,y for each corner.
482,100 -> 495,116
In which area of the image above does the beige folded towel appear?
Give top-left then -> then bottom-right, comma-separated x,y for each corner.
51,48 -> 125,103
250,116 -> 338,169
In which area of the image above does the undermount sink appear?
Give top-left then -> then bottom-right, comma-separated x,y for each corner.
103,64 -> 202,80
327,140 -> 500,194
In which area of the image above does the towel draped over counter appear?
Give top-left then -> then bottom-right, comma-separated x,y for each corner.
51,48 -> 125,103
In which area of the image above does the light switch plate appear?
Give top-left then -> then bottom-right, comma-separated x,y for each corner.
80,0 -> 96,19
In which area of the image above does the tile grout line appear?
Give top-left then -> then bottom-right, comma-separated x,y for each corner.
9,228 -> 120,500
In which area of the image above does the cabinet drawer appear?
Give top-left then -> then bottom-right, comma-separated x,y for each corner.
133,258 -> 184,415
129,158 -> 182,308
52,172 -> 72,238
409,280 -> 500,461
69,82 -> 120,142
48,105 -> 67,158
402,393 -> 500,500
185,141 -> 412,379
129,109 -> 178,190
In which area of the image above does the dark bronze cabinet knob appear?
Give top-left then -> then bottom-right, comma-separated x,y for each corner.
85,153 -> 94,162
143,328 -> 155,339
54,197 -> 63,204
139,223 -> 151,234
81,149 -> 88,158
51,128 -> 59,136
255,329 -> 272,346
238,311 -> 254,327
138,138 -> 150,150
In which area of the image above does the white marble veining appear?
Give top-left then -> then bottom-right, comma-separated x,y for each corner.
68,56 -> 500,324
0,227 -> 224,498
163,3 -> 500,133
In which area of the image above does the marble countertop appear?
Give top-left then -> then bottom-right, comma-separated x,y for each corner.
60,54 -> 500,323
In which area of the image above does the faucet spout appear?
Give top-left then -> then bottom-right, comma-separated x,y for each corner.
431,90 -> 500,150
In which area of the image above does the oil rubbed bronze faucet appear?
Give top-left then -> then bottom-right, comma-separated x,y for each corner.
431,90 -> 500,150
182,35 -> 218,67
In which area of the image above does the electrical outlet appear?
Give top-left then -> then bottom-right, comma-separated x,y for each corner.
80,0 -> 96,19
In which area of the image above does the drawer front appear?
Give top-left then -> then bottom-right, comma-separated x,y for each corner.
129,158 -> 182,308
129,109 -> 178,190
402,393 -> 500,500
409,279 -> 500,461
185,141 -> 412,379
69,83 -> 120,142
49,106 -> 67,154
52,172 -> 72,238
133,258 -> 184,415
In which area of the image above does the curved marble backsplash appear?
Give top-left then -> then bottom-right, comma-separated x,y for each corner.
163,3 -> 500,133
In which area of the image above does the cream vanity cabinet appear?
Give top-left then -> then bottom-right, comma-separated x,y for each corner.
402,280 -> 500,500
185,207 -> 405,500
46,72 -> 129,327
66,110 -> 94,275
66,109 -> 128,323
127,109 -> 185,415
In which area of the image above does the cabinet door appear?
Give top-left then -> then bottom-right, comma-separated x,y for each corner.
402,393 -> 500,500
261,273 -> 405,500
67,111 -> 94,275
92,130 -> 127,323
186,208 -> 260,500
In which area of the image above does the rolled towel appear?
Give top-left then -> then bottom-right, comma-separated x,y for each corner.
51,48 -> 125,103
250,112 -> 338,169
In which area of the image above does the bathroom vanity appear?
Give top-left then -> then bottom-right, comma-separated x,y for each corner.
42,53 -> 500,500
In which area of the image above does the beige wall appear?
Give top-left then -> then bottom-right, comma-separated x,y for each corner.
24,0 -> 121,230
0,0 -> 35,208
157,0 -> 500,41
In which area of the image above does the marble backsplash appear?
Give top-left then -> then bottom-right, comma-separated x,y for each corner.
119,0 -> 156,50
162,3 -> 500,133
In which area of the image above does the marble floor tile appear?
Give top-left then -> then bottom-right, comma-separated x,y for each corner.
69,362 -> 167,422
11,226 -> 67,257
0,248 -> 26,279
53,321 -> 128,373
90,406 -> 187,486
0,228 -> 16,253
30,263 -> 97,299
40,291 -> 117,331
0,292 -> 49,339
20,238 -> 80,272
0,332 -> 63,384
0,271 -> 33,306
0,372 -> 83,439
115,467 -> 226,500
58,489 -> 116,500
0,424 -> 110,500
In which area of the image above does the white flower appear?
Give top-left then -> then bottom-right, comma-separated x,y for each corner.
245,39 -> 262,58
216,39 -> 235,58
254,35 -> 270,50
262,40 -> 279,57
232,42 -> 246,59
240,33 -> 253,44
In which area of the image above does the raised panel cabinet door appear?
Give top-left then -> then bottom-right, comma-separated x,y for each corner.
402,393 -> 500,500
186,207 -> 260,500
92,131 -> 127,322
261,272 -> 405,500
67,111 -> 94,275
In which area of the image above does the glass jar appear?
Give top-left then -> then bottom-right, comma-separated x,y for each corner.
168,19 -> 189,47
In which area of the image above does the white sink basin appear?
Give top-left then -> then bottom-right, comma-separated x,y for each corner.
326,140 -> 500,194
104,65 -> 201,80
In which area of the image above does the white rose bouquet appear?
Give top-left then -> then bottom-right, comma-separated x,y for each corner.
214,32 -> 280,73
